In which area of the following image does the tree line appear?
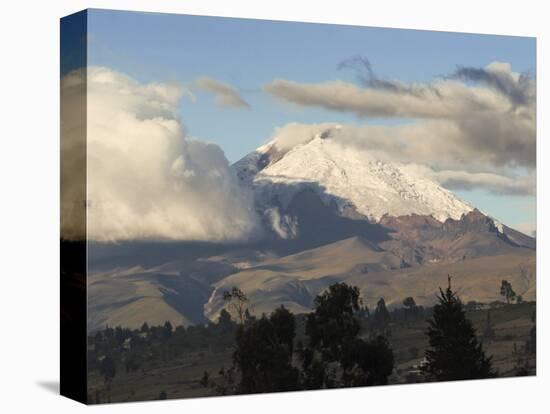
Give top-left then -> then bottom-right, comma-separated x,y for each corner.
206,279 -> 499,394
88,276 -> 535,402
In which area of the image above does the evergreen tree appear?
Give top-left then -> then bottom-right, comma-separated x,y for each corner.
422,278 -> 496,381
373,297 -> 391,335
374,298 -> 390,322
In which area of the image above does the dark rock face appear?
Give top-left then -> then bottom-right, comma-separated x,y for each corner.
378,209 -> 533,264
269,189 -> 535,266
258,187 -> 392,255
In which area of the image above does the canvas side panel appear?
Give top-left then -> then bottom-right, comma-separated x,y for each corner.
60,9 -> 88,404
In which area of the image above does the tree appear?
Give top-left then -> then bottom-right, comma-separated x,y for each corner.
340,336 -> 394,387
422,278 -> 496,381
516,295 -> 523,304
163,321 -> 173,338
402,296 -> 418,321
305,283 -> 361,362
223,287 -> 251,324
244,308 -> 254,323
357,304 -> 370,320
270,305 -> 296,355
373,297 -> 391,334
217,308 -> 234,332
233,307 -> 300,393
500,280 -> 516,304
99,355 -> 116,385
302,283 -> 394,388
403,296 -> 416,309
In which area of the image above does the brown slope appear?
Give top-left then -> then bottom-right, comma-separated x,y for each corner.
379,209 -> 534,265
345,249 -> 535,308
204,236 -> 404,320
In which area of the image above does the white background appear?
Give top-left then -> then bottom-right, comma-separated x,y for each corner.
0,0 -> 547,412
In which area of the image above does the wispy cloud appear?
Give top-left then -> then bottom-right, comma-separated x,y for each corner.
263,61 -> 535,171
263,121 -> 535,196
195,76 -> 250,108
448,61 -> 534,107
400,164 -> 535,196
338,55 -> 439,96
433,170 -> 535,196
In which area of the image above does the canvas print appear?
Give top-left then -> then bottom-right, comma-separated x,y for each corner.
60,9 -> 536,404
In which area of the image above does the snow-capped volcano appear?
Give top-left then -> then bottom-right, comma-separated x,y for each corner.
88,126 -> 535,331
233,124 -> 473,224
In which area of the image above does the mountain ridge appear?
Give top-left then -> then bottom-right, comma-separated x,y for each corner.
233,126 -> 474,225
86,127 -> 535,331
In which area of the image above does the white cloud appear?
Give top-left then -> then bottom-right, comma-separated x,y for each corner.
264,207 -> 299,239
195,76 -> 250,108
268,122 -> 340,152
264,62 -> 535,170
61,66 -> 261,242
258,121 -> 535,197
259,61 -> 535,197
431,170 -> 535,196
400,164 -> 535,196
510,222 -> 537,237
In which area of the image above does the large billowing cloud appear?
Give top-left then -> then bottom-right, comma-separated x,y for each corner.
195,76 -> 250,108
61,66 -> 260,242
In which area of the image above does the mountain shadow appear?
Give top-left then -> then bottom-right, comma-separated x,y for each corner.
259,183 -> 393,255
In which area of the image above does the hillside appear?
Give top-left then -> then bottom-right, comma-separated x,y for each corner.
87,126 -> 536,331
204,235 -> 535,321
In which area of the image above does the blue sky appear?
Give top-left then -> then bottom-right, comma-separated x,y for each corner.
85,9 -> 536,234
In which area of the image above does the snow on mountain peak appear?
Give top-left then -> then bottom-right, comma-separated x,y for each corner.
233,125 -> 473,223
